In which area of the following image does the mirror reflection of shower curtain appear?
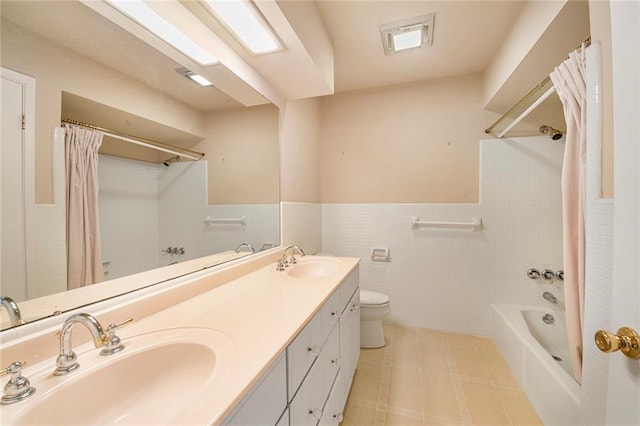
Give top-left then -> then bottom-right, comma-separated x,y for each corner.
550,44 -> 587,384
64,124 -> 104,289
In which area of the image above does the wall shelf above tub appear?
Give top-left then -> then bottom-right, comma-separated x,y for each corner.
411,216 -> 483,231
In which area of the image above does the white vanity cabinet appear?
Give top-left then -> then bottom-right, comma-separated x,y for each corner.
222,267 -> 360,426
289,269 -> 359,426
223,353 -> 287,426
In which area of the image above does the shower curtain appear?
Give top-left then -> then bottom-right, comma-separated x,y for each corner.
64,124 -> 105,289
550,45 -> 587,383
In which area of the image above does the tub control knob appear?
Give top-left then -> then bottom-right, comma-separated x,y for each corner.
595,327 -> 640,359
526,269 -> 540,279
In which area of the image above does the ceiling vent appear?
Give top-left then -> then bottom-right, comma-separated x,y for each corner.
380,13 -> 435,56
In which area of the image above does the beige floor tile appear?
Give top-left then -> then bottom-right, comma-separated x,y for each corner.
356,359 -> 385,382
421,372 -> 461,423
385,408 -> 423,426
360,346 -> 388,363
461,381 -> 498,402
454,360 -> 491,382
388,379 -> 423,413
504,403 -> 543,426
350,371 -> 382,403
445,332 -> 479,348
346,325 -> 538,426
391,339 -> 421,366
342,399 -> 377,426
466,398 -> 511,426
418,346 -> 450,374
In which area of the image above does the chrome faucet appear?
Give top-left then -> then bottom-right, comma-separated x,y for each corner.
54,313 -> 108,376
543,291 -> 558,304
0,296 -> 23,326
276,245 -> 306,271
235,242 -> 256,253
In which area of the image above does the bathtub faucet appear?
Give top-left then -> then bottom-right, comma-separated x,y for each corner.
542,291 -> 558,304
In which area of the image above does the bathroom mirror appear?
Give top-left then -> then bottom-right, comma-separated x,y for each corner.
0,1 -> 280,331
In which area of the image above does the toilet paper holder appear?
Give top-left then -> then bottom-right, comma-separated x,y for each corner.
371,248 -> 390,262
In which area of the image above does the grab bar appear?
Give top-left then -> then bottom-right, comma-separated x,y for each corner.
411,216 -> 482,231
204,216 -> 246,225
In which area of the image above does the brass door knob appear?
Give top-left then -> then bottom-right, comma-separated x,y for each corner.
594,327 -> 640,359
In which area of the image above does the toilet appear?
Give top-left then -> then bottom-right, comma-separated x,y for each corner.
359,290 -> 391,348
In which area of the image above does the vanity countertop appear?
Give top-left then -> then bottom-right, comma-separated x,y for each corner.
0,255 -> 359,425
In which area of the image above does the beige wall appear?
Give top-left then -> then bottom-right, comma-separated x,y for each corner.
320,74 -> 494,203
1,19 -> 205,203
280,98 -> 322,203
197,105 -> 279,204
589,0 -> 614,198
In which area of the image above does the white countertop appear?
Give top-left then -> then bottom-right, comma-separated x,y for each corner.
0,255 -> 359,425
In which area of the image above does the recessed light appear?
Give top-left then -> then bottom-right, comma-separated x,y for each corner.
203,0 -> 280,54
176,68 -> 214,87
105,0 -> 219,66
380,14 -> 435,56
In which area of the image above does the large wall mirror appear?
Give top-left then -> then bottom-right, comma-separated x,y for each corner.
0,1 -> 280,331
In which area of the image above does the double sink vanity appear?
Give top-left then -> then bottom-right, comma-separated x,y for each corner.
0,252 -> 361,425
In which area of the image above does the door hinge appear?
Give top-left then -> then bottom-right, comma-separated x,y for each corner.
21,114 -> 26,130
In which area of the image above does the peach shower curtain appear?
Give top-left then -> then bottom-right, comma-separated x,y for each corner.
550,46 -> 587,383
64,124 -> 105,289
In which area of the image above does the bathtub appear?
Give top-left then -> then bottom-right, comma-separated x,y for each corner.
492,305 -> 581,425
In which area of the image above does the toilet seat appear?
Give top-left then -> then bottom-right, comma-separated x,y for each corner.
360,290 -> 390,306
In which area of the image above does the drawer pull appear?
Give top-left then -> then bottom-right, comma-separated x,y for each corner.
309,408 -> 322,420
307,345 -> 321,356
333,412 -> 344,422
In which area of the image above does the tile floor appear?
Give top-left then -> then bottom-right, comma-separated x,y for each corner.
342,324 -> 542,426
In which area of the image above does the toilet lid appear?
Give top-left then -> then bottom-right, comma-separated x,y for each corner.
360,290 -> 389,305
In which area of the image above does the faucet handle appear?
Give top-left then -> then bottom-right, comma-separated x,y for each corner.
100,317 -> 134,356
1,361 -> 36,404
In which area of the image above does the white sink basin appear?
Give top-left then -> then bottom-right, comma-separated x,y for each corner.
286,259 -> 341,279
4,328 -> 234,425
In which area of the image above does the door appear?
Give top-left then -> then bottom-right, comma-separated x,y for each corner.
605,2 -> 639,424
1,71 -> 27,301
0,67 -> 35,302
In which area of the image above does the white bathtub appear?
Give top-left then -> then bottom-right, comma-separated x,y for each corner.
492,305 -> 580,425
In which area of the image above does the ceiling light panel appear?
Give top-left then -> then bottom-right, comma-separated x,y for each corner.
203,0 -> 280,54
380,14 -> 435,56
105,0 -> 219,65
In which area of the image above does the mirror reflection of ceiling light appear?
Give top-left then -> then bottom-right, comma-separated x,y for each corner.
203,0 -> 280,54
176,68 -> 214,87
380,14 -> 435,56
105,0 -> 219,65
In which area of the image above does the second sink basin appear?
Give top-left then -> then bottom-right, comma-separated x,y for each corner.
4,328 -> 234,425
286,258 -> 342,279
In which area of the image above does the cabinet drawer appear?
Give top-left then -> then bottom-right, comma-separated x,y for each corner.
320,322 -> 340,399
289,354 -> 324,426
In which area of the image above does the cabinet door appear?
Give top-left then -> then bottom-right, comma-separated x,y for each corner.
224,353 -> 287,425
289,356 -> 325,426
321,322 -> 341,398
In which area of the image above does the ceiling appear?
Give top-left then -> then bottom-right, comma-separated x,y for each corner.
0,0 -> 263,112
314,1 -> 524,93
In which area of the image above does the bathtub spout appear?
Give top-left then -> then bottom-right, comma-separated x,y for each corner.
543,291 -> 558,304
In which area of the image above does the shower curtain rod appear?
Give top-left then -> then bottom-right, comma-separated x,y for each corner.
484,37 -> 591,137
61,118 -> 205,162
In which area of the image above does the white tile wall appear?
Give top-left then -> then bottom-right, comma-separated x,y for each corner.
99,156 -> 279,277
99,155 -> 161,279
204,204 -> 280,254
321,136 -> 564,336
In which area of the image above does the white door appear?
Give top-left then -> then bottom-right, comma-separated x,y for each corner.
1,72 -> 27,301
605,2 -> 640,424
0,67 -> 35,302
